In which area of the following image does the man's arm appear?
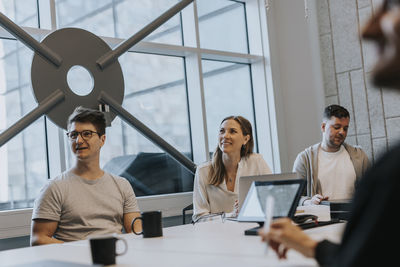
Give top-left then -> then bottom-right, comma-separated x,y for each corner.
31,219 -> 63,246
293,152 -> 312,205
123,212 -> 141,233
293,152 -> 308,180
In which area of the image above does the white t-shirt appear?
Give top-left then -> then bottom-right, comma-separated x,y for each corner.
317,145 -> 356,200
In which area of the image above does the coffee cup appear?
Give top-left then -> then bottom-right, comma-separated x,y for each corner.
90,235 -> 127,265
131,210 -> 163,238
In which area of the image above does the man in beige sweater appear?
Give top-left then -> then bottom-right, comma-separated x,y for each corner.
293,105 -> 370,205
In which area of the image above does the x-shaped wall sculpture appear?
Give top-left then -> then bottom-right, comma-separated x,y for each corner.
0,0 -> 196,173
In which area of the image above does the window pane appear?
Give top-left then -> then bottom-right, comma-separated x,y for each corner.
0,40 -> 36,125
0,0 -> 38,27
202,60 -> 257,153
197,0 -> 248,53
0,119 -> 48,210
114,0 -> 182,44
0,39 -> 47,210
55,0 -> 182,45
105,118 -> 193,196
64,53 -> 193,196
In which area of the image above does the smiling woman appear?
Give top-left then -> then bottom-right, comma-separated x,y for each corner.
192,116 -> 272,222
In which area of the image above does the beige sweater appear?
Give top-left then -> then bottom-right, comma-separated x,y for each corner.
293,143 -> 370,205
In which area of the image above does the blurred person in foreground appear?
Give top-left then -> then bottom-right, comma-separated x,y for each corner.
259,1 -> 400,266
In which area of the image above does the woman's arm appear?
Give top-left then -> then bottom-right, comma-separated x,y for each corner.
192,166 -> 211,221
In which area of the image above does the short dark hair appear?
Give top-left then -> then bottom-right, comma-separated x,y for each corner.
323,105 -> 350,120
67,106 -> 106,136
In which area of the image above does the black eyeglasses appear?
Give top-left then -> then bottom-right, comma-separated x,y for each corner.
66,130 -> 101,141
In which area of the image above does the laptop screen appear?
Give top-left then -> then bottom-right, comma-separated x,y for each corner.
237,179 -> 305,222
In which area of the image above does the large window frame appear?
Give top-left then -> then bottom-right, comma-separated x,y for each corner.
0,0 -> 280,238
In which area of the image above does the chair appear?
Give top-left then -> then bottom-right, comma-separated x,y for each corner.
182,203 -> 193,224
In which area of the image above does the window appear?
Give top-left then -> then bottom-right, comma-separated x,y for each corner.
202,60 -> 257,153
0,0 -> 277,211
197,0 -> 248,53
56,0 -> 182,45
0,2 -> 44,210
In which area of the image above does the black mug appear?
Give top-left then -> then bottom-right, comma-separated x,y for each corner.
90,235 -> 127,265
131,210 -> 163,238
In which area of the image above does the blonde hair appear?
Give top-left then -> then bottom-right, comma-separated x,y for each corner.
208,116 -> 254,186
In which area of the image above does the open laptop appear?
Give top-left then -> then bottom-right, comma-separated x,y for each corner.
238,173 -> 298,211
237,179 -> 305,235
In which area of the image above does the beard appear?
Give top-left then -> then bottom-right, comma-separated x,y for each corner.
328,137 -> 344,149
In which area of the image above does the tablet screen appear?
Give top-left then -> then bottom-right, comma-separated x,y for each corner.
237,179 -> 305,222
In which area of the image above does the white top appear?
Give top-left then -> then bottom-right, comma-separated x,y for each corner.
193,153 -> 271,221
317,145 -> 356,200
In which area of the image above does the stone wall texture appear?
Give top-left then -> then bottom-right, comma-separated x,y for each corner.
316,0 -> 400,163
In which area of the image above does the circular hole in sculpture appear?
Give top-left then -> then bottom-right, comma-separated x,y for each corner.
67,65 -> 94,96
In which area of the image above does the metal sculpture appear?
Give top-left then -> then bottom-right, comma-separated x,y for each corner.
0,0 -> 196,173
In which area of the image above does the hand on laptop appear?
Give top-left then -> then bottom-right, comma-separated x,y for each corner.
304,194 -> 329,205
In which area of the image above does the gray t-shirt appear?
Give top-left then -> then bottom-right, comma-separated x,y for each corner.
32,170 -> 140,242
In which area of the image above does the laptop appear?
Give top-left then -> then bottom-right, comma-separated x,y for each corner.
237,179 -> 306,225
238,173 -> 298,211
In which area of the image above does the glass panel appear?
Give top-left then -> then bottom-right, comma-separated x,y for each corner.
64,53 -> 193,196
202,60 -> 257,153
0,0 -> 38,27
0,38 -> 48,211
197,0 -> 248,53
55,0 -> 115,37
1,118 -> 48,210
55,0 -> 182,45
0,40 -> 36,125
114,0 -> 182,45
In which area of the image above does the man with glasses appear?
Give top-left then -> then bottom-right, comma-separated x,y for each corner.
31,106 -> 141,245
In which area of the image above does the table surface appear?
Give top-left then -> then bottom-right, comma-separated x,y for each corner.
0,220 -> 345,267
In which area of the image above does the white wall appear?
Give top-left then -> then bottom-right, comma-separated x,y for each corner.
265,0 -> 325,172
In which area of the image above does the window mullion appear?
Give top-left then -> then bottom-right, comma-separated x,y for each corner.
182,2 -> 209,164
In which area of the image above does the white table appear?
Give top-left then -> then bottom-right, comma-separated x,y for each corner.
0,220 -> 345,266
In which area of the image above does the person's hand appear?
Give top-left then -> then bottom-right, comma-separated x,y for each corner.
258,218 -> 318,259
303,194 -> 328,205
225,200 -> 240,219
233,199 -> 239,216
